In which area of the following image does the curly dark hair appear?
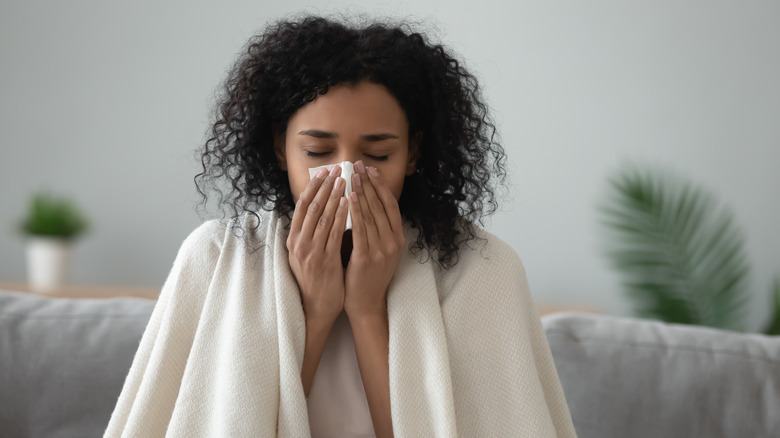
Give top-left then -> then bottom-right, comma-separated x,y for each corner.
194,15 -> 506,269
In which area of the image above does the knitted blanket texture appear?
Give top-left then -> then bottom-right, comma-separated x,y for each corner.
104,211 -> 576,437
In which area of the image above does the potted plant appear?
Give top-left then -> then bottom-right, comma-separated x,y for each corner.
17,192 -> 89,292
599,164 -> 779,335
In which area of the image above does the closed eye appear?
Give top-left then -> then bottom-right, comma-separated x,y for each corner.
365,154 -> 389,161
306,151 -> 330,158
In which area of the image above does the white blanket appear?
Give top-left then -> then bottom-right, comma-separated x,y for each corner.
105,211 -> 576,437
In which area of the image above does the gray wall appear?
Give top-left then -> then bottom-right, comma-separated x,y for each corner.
1,1 -> 778,329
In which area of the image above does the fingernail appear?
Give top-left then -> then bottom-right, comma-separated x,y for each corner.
368,167 -> 379,177
355,160 -> 366,174
333,176 -> 344,190
316,168 -> 328,178
353,172 -> 361,186
329,165 -> 339,177
339,197 -> 346,208
350,192 -> 358,202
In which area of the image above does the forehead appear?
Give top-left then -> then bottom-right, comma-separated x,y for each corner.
287,82 -> 409,134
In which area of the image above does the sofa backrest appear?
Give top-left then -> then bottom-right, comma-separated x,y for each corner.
542,312 -> 780,438
0,290 -> 155,438
5,290 -> 778,437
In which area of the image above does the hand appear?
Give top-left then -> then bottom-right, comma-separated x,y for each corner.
287,165 -> 349,322
344,160 -> 405,319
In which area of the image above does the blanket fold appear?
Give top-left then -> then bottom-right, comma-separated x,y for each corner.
105,211 -> 576,437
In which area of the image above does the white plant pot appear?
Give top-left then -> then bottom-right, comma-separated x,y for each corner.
26,237 -> 72,292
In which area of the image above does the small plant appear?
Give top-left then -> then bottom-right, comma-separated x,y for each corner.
599,164 -> 778,334
18,192 -> 89,239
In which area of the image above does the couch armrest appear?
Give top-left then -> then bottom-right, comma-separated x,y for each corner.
542,312 -> 780,438
0,290 -> 155,438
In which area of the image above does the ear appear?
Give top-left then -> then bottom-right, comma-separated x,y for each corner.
405,132 -> 423,176
273,127 -> 288,171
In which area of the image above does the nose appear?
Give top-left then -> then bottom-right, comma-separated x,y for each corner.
332,152 -> 361,167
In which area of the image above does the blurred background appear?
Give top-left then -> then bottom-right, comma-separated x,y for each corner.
1,0 -> 778,330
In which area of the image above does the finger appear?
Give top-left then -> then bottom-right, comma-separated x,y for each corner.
352,171 -> 379,248
325,196 -> 349,254
366,165 -> 403,233
352,161 -> 380,243
291,167 -> 328,234
301,165 -> 341,240
356,162 -> 393,237
313,169 -> 346,246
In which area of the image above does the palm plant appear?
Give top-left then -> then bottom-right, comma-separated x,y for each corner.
599,164 -> 774,332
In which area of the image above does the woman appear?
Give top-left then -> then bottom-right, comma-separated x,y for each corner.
105,15 -> 575,438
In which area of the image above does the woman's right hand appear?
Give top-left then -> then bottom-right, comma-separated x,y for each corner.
287,165 -> 349,322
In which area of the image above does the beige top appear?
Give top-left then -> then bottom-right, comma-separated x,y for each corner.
307,310 -> 375,437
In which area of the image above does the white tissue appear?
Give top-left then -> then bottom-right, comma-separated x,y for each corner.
308,161 -> 354,230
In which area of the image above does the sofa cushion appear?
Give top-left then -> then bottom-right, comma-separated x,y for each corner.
0,290 -> 155,438
542,312 -> 780,438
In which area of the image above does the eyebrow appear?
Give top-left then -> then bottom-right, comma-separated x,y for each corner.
363,133 -> 400,142
298,129 -> 337,139
298,129 -> 399,142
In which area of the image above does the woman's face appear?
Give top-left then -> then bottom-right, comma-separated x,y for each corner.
275,81 -> 420,203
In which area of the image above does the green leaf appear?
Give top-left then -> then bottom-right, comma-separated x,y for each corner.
17,191 -> 89,239
600,165 -> 749,331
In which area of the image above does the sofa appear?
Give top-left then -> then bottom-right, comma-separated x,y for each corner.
544,312 -> 779,437
0,290 -> 155,438
1,289 -> 778,437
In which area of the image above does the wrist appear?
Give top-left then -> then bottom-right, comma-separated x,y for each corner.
305,309 -> 341,327
345,303 -> 388,326
300,291 -> 344,323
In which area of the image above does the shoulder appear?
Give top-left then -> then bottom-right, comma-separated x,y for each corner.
434,227 -> 528,298
456,228 -> 525,276
177,210 -> 278,258
180,218 -> 229,253
172,218 -> 237,270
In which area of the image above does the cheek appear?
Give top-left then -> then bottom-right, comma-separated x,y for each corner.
287,166 -> 310,203
370,160 -> 408,201
383,169 -> 407,201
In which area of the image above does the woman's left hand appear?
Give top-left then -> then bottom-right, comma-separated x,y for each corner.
344,160 -> 405,319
